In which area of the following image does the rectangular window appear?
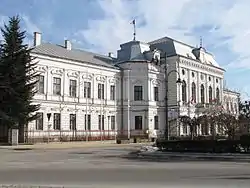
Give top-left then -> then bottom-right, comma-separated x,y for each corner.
154,87 -> 159,101
84,114 -> 91,130
134,86 -> 143,101
111,115 -> 115,130
84,82 -> 91,98
98,83 -> 104,99
98,115 -> 105,130
53,77 -> 61,95
69,80 -> 77,97
154,116 -> 159,130
35,112 -> 43,130
135,116 -> 143,130
110,85 -> 115,100
69,114 -> 76,130
53,113 -> 61,130
37,75 -> 44,94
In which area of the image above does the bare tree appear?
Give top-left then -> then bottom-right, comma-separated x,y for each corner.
179,115 -> 201,140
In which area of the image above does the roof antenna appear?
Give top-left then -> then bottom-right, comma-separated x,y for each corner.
130,19 -> 136,41
200,36 -> 203,48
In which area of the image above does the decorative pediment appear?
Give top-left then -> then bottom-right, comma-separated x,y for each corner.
36,66 -> 47,73
152,79 -> 161,86
82,73 -> 93,80
96,75 -> 106,82
51,68 -> 63,76
67,71 -> 79,78
108,77 -> 119,83
132,79 -> 143,85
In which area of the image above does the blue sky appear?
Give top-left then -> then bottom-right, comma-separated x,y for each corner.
0,0 -> 250,99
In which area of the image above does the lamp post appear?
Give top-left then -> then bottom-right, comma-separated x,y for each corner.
127,69 -> 131,140
162,53 -> 182,140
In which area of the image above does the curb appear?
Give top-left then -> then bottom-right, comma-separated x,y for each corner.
0,142 -> 147,150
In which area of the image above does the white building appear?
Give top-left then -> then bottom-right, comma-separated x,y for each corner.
26,32 -> 240,142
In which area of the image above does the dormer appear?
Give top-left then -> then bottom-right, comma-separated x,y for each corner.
192,47 -> 206,63
144,48 -> 161,65
117,40 -> 150,62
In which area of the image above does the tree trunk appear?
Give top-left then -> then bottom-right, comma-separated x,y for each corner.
18,123 -> 25,143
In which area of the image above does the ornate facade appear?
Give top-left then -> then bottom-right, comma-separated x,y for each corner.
27,32 -> 240,142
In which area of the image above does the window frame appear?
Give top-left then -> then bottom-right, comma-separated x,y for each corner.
35,112 -> 43,130
37,75 -> 45,94
135,116 -> 143,130
53,77 -> 61,95
69,79 -> 77,97
110,85 -> 115,100
69,114 -> 76,130
84,81 -> 91,98
98,83 -> 104,99
134,86 -> 143,101
53,113 -> 61,130
154,86 -> 159,101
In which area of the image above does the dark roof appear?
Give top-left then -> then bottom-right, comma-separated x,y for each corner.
31,43 -> 119,69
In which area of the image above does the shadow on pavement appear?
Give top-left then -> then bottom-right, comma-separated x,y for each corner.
118,151 -> 250,163
13,148 -> 33,151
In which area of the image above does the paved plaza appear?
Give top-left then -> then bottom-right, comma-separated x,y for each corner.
0,143 -> 250,187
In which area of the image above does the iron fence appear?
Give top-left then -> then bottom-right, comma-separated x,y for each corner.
24,129 -> 153,144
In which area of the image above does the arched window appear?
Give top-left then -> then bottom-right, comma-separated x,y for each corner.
200,84 -> 205,104
216,88 -> 220,104
208,86 -> 212,103
191,82 -> 196,103
182,80 -> 187,103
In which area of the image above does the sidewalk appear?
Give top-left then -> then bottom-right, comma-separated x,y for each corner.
0,141 -> 150,150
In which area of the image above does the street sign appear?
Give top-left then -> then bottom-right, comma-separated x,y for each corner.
47,113 -> 51,121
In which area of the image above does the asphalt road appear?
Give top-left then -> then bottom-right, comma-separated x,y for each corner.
1,145 -> 250,187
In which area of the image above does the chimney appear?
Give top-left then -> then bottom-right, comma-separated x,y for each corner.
34,32 -> 41,46
108,52 -> 114,58
65,40 -> 72,50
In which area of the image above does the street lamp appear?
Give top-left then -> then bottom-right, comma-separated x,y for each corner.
161,53 -> 183,140
165,71 -> 182,140
127,69 -> 131,140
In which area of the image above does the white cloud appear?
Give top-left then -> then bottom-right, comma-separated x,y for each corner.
0,14 -> 40,47
21,14 -> 41,36
78,0 -> 250,69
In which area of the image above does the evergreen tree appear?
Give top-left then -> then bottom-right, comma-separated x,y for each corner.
0,16 -> 40,139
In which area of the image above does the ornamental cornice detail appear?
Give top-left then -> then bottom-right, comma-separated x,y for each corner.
67,71 -> 79,78
96,75 -> 106,82
108,77 -> 120,83
36,66 -> 47,72
179,59 -> 223,75
51,68 -> 63,76
82,73 -> 94,80
152,79 -> 161,86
